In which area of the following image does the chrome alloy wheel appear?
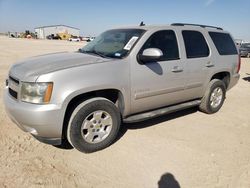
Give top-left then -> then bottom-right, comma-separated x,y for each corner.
81,110 -> 113,144
210,87 -> 223,108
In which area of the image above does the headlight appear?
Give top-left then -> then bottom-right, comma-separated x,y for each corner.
21,82 -> 53,104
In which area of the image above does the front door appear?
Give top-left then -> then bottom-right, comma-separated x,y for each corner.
130,30 -> 188,114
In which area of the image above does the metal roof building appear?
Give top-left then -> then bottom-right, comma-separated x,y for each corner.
34,24 -> 80,39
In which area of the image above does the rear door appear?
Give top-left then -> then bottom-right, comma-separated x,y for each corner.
181,30 -> 212,98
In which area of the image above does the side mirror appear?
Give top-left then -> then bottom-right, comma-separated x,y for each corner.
138,48 -> 163,64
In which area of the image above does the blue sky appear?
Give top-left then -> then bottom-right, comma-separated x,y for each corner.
0,0 -> 250,41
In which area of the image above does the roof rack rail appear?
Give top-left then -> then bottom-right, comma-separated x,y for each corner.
171,23 -> 223,30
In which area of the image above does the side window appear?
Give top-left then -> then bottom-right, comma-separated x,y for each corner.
140,30 -> 179,61
182,30 -> 209,58
209,32 -> 238,55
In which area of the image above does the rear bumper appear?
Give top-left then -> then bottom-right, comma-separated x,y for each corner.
228,73 -> 240,90
3,87 -> 64,145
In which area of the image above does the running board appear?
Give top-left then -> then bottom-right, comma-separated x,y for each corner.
123,100 -> 201,123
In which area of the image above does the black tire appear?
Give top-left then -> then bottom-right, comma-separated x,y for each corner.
67,98 -> 121,153
199,79 -> 226,114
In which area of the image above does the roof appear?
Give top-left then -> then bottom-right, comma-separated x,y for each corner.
34,24 -> 80,30
113,23 -> 226,32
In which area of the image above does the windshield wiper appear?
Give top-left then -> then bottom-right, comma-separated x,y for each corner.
80,49 -> 110,59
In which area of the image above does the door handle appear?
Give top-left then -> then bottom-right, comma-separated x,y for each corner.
206,62 -> 214,68
171,66 -> 183,73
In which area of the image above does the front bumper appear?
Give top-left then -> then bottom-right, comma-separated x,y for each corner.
3,87 -> 64,145
32,135 -> 62,145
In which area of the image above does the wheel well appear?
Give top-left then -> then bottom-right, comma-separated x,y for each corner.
61,89 -> 124,140
211,72 -> 230,88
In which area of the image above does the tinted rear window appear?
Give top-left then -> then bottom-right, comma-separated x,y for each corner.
209,32 -> 237,55
182,31 -> 209,58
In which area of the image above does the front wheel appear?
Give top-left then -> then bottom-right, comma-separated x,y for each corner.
199,79 -> 226,114
67,98 -> 121,153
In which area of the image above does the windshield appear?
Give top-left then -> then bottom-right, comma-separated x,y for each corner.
80,29 -> 145,58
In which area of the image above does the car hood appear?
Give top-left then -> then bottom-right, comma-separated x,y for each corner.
9,52 -> 112,81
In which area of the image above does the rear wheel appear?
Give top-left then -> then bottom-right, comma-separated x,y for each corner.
199,79 -> 226,114
67,98 -> 121,153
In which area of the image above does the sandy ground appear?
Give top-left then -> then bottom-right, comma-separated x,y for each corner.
0,36 -> 250,188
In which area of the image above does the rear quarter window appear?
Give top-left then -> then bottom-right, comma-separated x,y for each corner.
209,32 -> 238,55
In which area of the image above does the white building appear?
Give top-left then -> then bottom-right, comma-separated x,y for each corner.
34,25 -> 80,39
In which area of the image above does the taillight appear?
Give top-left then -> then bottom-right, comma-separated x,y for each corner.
237,54 -> 241,73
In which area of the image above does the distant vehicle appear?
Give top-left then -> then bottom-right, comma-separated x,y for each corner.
68,36 -> 81,42
46,35 -> 52,40
87,37 -> 95,42
46,34 -> 62,40
82,37 -> 90,41
239,43 -> 250,58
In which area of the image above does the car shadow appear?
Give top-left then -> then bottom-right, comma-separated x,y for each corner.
158,172 -> 181,188
124,107 -> 198,130
242,76 -> 250,82
113,107 -> 198,144
145,62 -> 163,75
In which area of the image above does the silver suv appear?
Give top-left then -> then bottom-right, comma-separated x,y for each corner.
4,23 -> 240,153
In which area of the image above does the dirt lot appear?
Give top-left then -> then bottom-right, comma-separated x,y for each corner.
0,36 -> 250,188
